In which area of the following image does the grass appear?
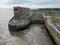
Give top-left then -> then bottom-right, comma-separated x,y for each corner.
32,11 -> 43,20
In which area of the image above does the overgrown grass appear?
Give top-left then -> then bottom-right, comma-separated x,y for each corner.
32,12 -> 43,20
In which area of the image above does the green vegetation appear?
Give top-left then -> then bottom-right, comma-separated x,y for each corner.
32,8 -> 60,24
32,10 -> 43,20
32,14 -> 43,20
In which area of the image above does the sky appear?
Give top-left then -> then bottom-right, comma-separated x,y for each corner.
0,0 -> 60,9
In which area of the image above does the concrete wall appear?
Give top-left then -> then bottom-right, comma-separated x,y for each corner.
45,20 -> 60,45
30,19 -> 45,24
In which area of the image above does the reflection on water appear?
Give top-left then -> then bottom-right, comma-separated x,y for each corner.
0,8 -> 13,30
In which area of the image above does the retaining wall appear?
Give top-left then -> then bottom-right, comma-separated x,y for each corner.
45,20 -> 60,45
30,19 -> 45,24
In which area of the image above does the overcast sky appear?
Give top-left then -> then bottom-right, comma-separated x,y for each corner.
0,0 -> 60,9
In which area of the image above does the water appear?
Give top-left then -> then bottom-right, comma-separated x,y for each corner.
0,8 -> 54,45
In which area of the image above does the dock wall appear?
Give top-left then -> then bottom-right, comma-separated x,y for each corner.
45,20 -> 60,45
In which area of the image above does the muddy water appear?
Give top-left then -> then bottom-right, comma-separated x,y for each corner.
0,8 -> 54,45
